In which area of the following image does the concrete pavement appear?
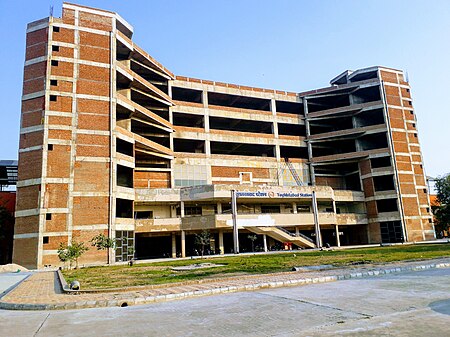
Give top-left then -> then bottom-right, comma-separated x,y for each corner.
0,272 -> 30,294
1,258 -> 450,310
0,268 -> 449,336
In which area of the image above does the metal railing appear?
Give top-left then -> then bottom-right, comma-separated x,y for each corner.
275,226 -> 315,244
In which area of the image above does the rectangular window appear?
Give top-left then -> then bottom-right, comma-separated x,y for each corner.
50,95 -> 57,101
261,205 -> 280,214
50,79 -> 57,86
184,206 -> 202,216
52,45 -> 60,52
221,203 -> 232,214
43,236 -> 49,244
51,60 -> 59,66
297,205 -> 310,213
48,144 -> 54,151
134,211 -> 153,219
53,26 -> 60,33
46,213 -> 52,220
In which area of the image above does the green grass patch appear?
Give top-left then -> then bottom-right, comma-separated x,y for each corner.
62,243 -> 450,290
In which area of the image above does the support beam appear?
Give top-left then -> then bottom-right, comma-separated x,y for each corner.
219,230 -> 224,255
292,202 -> 297,214
312,190 -> 322,248
303,97 -> 316,185
180,201 -> 185,217
181,230 -> 186,258
231,189 -> 239,254
217,202 -> 222,214
335,225 -> 341,247
171,233 -> 176,258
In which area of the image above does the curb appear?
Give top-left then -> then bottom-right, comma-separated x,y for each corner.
1,261 -> 449,311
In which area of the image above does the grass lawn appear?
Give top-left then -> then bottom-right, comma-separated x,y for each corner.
63,243 -> 450,290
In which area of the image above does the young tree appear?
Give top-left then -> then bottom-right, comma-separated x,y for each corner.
434,173 -> 450,234
57,241 -> 89,269
90,233 -> 118,250
90,233 -> 120,264
247,234 -> 258,252
194,230 -> 211,257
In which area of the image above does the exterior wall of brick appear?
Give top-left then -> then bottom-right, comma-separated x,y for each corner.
381,70 -> 434,241
14,3 -> 435,269
135,171 -> 170,189
13,238 -> 39,269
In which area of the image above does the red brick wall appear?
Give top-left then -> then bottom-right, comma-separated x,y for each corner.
135,171 -> 170,188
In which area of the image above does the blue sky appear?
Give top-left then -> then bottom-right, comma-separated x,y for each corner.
1,0 -> 449,178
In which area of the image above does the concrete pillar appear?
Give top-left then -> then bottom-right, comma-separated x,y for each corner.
270,99 -> 278,138
217,202 -> 222,214
335,225 -> 341,247
295,226 -> 299,237
203,90 -> 209,130
181,230 -> 186,258
218,230 -> 224,255
292,202 -> 297,214
303,97 -> 316,186
180,201 -> 185,217
312,191 -> 322,248
172,233 -> 177,258
263,234 -> 268,252
170,205 -> 177,218
203,90 -> 212,175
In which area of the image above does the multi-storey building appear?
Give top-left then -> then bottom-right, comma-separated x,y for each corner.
14,3 -> 435,269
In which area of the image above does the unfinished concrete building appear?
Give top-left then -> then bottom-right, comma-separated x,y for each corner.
14,3 -> 435,268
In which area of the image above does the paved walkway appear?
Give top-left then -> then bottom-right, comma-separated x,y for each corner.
1,258 -> 449,310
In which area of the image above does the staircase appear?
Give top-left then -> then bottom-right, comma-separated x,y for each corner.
284,157 -> 303,186
246,226 -> 316,249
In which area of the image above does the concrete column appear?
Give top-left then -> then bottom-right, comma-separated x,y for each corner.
181,230 -> 186,258
303,97 -> 316,186
180,201 -> 185,217
271,99 -> 283,185
312,191 -> 322,248
203,90 -> 211,168
217,202 -> 222,214
270,99 -> 278,138
292,202 -> 297,214
203,90 -> 209,131
168,81 -> 175,188
172,233 -> 177,258
335,225 -> 341,247
218,230 -> 224,255
295,226 -> 299,237
263,234 -> 268,252
170,205 -> 177,218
